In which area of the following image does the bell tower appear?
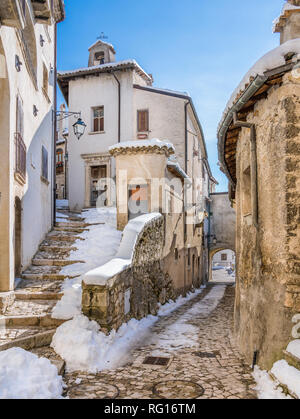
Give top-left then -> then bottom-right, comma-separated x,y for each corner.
88,40 -> 116,67
273,0 -> 300,44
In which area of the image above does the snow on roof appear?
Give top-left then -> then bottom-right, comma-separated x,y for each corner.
136,85 -> 190,98
219,38 -> 300,129
167,160 -> 191,183
58,59 -> 152,82
88,39 -> 116,53
273,2 -> 300,33
109,138 -> 176,155
84,213 -> 162,286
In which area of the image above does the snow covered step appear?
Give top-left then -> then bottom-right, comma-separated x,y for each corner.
54,226 -> 89,233
32,259 -> 84,267
270,360 -> 300,399
46,235 -> 84,243
56,221 -> 89,228
0,328 -> 56,352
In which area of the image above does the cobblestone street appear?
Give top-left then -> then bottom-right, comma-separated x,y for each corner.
58,283 -> 257,399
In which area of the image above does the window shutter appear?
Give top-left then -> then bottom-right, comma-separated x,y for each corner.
138,110 -> 149,132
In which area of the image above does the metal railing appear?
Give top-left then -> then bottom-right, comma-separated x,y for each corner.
14,132 -> 26,181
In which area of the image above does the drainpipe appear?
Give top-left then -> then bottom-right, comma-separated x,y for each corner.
233,112 -> 258,229
111,72 -> 121,143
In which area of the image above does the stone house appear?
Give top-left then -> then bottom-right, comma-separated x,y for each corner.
217,0 -> 300,369
57,40 -> 216,214
0,0 -> 65,300
82,139 -> 214,331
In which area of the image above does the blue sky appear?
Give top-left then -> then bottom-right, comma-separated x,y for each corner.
57,0 -> 284,191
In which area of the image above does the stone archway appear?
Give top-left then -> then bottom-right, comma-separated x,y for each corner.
0,38 -> 11,291
209,247 -> 236,283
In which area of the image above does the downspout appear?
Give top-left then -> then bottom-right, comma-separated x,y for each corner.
111,72 -> 121,143
53,22 -> 58,227
233,112 -> 259,229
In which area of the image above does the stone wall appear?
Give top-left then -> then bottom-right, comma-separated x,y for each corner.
235,71 -> 300,369
82,215 -> 177,332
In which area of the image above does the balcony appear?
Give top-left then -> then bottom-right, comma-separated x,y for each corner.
31,0 -> 51,24
14,132 -> 26,184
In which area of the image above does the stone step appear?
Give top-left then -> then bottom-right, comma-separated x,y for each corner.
15,291 -> 63,301
22,273 -> 79,281
1,314 -> 66,328
46,234 -> 84,243
0,328 -> 56,352
39,245 -> 77,253
283,350 -> 300,370
16,278 -> 64,294
54,226 -> 89,234
56,221 -> 88,228
32,259 -> 84,267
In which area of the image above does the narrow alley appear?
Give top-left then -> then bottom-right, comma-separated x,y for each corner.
33,282 -> 257,400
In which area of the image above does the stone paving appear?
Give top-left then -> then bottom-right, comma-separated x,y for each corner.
40,283 -> 257,400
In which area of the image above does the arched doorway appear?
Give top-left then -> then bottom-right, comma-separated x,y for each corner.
209,248 -> 236,284
14,197 -> 22,277
0,38 -> 11,291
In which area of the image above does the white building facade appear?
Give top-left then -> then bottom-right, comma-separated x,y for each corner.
0,0 -> 65,294
58,40 -> 217,214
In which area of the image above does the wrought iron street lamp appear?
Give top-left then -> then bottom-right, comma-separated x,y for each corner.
72,118 -> 87,140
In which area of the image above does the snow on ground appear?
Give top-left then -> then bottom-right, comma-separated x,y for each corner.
287,340 -> 300,359
51,314 -> 157,373
0,348 -> 64,399
56,199 -> 69,208
52,285 -> 227,373
52,207 -> 122,320
271,360 -> 300,399
252,366 -> 291,400
149,285 -> 226,353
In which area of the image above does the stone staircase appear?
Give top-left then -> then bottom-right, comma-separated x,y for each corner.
0,210 -> 88,355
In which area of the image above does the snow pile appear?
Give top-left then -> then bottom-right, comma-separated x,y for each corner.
273,2 -> 300,33
271,360 -> 300,398
84,213 -> 162,286
109,139 -> 175,155
51,314 -> 157,373
0,348 -> 64,399
220,38 -> 300,126
252,366 -> 291,399
52,207 -> 122,320
52,286 -> 212,373
286,340 -> 300,359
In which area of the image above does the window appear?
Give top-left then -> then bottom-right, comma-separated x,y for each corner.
15,95 -> 26,182
243,166 -> 251,216
94,52 -> 105,65
175,248 -> 179,261
41,146 -> 48,181
42,63 -> 49,97
92,107 -> 104,132
56,148 -> 63,163
137,110 -> 149,132
187,248 -> 191,268
221,254 -> 227,262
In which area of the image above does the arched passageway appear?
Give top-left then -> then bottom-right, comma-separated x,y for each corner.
209,248 -> 236,284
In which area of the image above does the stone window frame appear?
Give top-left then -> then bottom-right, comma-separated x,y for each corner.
81,153 -> 112,208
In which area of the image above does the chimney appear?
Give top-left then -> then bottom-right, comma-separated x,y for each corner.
273,0 -> 300,44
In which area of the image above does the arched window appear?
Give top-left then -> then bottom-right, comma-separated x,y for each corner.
56,148 -> 63,163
